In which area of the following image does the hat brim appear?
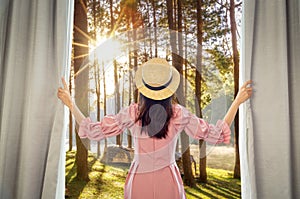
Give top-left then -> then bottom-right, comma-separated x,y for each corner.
135,65 -> 180,100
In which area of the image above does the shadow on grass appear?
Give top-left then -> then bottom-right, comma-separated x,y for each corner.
208,173 -> 241,196
185,184 -> 220,199
65,151 -> 106,198
184,171 -> 241,199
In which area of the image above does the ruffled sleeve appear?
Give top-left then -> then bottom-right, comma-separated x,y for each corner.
172,104 -> 231,144
78,103 -> 138,141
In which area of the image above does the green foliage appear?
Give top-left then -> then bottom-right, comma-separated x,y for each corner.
87,0 -> 111,39
85,0 -> 239,117
173,0 -> 235,110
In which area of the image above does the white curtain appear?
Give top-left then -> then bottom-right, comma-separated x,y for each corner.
240,0 -> 300,198
0,0 -> 74,198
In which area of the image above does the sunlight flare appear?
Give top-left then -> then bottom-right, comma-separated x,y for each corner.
89,38 -> 123,63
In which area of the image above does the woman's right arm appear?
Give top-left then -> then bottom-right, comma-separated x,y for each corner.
70,102 -> 85,125
57,77 -> 85,124
57,77 -> 137,141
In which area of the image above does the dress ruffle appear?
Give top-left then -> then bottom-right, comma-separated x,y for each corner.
172,104 -> 231,144
78,103 -> 138,141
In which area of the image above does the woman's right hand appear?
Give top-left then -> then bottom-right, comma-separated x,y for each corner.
57,77 -> 73,110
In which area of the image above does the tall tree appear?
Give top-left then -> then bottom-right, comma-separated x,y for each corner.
94,60 -> 101,156
114,60 -> 122,145
120,0 -> 142,102
179,0 -> 195,187
150,0 -> 158,57
102,62 -> 108,149
127,35 -> 133,149
89,0 -> 102,158
167,0 -> 195,187
109,0 -> 114,33
73,0 -> 89,181
229,0 -> 240,179
108,0 -> 122,146
132,9 -> 139,104
69,67 -> 73,152
166,0 -> 177,58
96,65 -> 101,156
196,0 -> 207,183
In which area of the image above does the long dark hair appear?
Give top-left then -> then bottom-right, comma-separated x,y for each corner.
135,93 -> 173,139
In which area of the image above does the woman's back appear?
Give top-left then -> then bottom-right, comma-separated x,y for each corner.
58,58 -> 252,199
78,102 -> 230,199
123,103 -> 188,199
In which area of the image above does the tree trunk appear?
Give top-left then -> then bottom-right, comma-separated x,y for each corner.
109,0 -> 114,35
127,45 -> 133,149
68,71 -> 73,152
151,0 -> 158,57
73,0 -> 89,181
91,0 -> 101,158
196,0 -> 207,183
102,62 -> 108,149
108,0 -> 121,146
184,20 -> 188,99
166,0 -> 177,56
114,60 -> 121,146
145,0 -> 152,59
229,0 -> 240,179
132,24 -> 139,102
95,62 -> 101,157
122,68 -> 125,106
167,0 -> 195,187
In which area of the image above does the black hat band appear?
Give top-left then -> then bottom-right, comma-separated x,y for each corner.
142,76 -> 173,91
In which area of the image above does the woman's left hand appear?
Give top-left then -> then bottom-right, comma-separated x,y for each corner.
235,80 -> 253,105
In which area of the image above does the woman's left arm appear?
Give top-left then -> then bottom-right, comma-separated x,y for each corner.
224,80 -> 253,127
177,80 -> 253,144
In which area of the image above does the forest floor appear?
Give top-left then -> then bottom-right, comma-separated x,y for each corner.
65,146 -> 240,199
189,145 -> 235,171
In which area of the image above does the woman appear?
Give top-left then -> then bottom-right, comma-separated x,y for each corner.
57,58 -> 252,199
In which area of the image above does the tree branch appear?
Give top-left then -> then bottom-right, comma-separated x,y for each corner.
80,0 -> 88,14
215,0 -> 229,10
235,2 -> 242,8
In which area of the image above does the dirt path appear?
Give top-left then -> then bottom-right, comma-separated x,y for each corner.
189,145 -> 235,171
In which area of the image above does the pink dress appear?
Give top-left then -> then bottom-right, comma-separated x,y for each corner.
78,103 -> 231,199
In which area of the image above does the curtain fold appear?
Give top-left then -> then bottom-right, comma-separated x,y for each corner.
287,0 -> 300,198
0,0 -> 74,198
240,0 -> 300,198
0,0 -> 10,130
239,0 -> 257,198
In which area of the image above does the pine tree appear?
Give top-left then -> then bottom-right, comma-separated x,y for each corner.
167,0 -> 195,187
196,0 -> 207,183
73,0 -> 89,181
229,0 -> 241,179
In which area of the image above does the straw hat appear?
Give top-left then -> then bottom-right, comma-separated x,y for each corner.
135,58 -> 180,100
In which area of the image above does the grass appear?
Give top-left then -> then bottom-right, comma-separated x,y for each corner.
65,150 -> 240,199
66,151 -> 128,199
185,169 -> 241,199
